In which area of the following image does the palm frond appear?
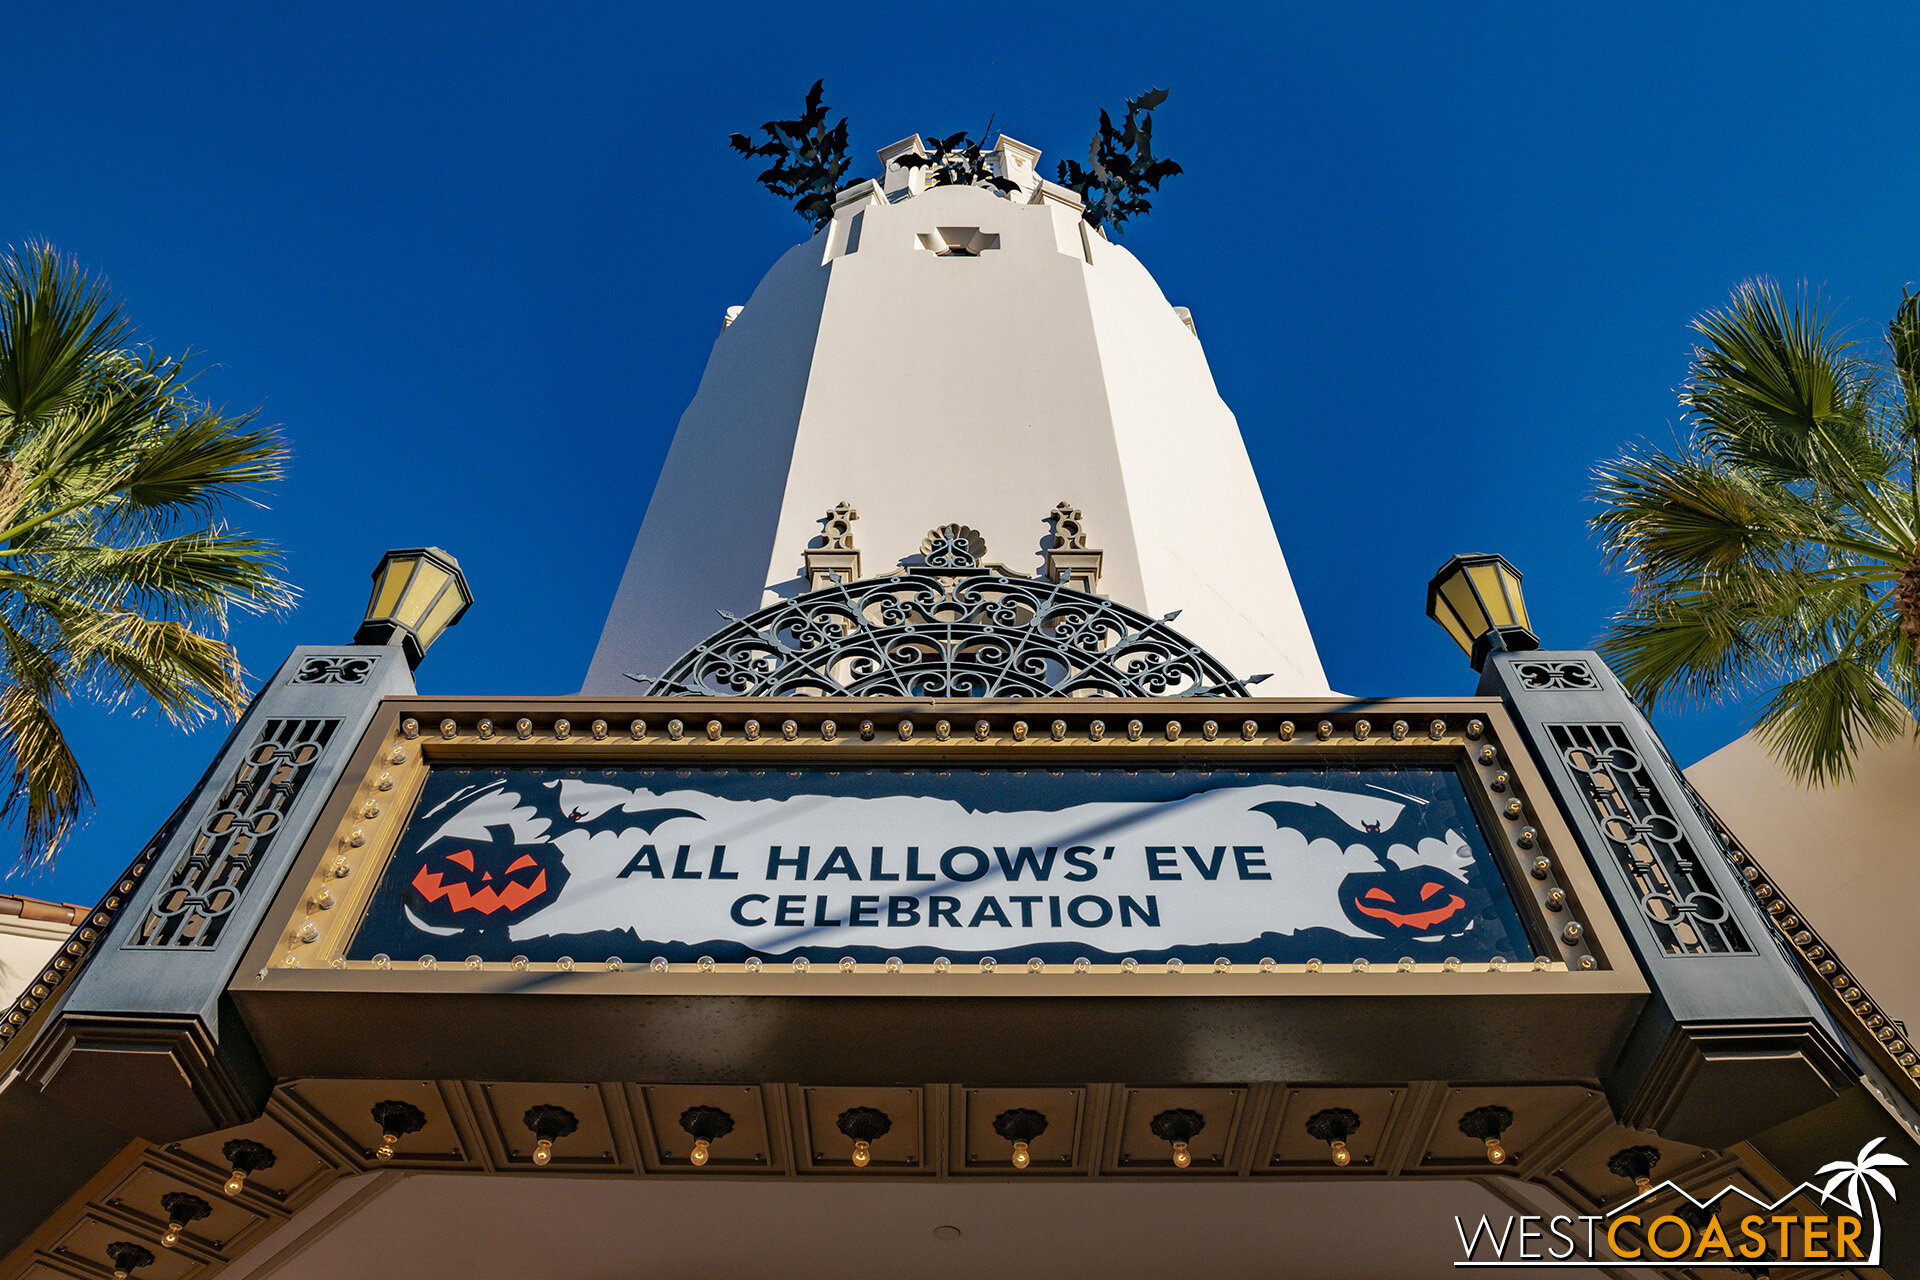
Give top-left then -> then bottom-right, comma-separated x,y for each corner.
0,244 -> 132,438
1751,650 -> 1907,785
70,610 -> 250,725
15,528 -> 293,621
0,244 -> 292,867
0,683 -> 89,869
1591,445 -> 1801,576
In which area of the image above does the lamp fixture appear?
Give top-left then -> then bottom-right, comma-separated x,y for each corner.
1457,1105 -> 1514,1165
1305,1108 -> 1361,1167
370,1099 -> 428,1161
679,1105 -> 735,1166
1426,553 -> 1538,671
1675,1200 -> 1716,1233
220,1139 -> 276,1196
992,1108 -> 1049,1170
158,1191 -> 211,1247
523,1104 -> 580,1166
106,1241 -> 155,1279
1148,1108 -> 1205,1169
836,1106 -> 892,1168
354,547 -> 473,668
1607,1144 -> 1661,1193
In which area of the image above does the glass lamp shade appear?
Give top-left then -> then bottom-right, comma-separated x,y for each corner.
1426,553 -> 1538,670
354,547 -> 472,667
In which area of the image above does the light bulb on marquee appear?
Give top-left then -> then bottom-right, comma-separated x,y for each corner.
219,1139 -> 275,1198
837,1106 -> 892,1170
1607,1145 -> 1661,1194
158,1192 -> 210,1248
1458,1105 -> 1514,1167
994,1108 -> 1049,1171
370,1099 -> 427,1162
1306,1108 -> 1361,1169
1149,1109 -> 1205,1171
679,1105 -> 735,1169
523,1104 -> 580,1169
106,1242 -> 154,1280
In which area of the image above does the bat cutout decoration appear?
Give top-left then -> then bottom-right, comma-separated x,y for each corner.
1055,88 -> 1184,235
729,79 -> 852,230
1250,793 -> 1484,942
893,123 -> 1023,196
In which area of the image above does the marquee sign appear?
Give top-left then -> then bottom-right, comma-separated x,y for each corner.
345,763 -> 1537,967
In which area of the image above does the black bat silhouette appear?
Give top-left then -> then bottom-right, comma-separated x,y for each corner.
1251,792 -> 1481,941
510,779 -> 703,841
1251,796 -> 1407,857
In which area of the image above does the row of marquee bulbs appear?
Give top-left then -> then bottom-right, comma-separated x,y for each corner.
99,1125 -> 1676,1277
354,1099 -> 1528,1172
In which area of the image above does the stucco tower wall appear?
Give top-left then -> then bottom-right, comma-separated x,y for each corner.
586,178 -> 1328,693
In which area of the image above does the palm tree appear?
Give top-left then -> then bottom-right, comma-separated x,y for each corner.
1591,279 -> 1920,784
0,244 -> 292,868
1816,1136 -> 1907,1263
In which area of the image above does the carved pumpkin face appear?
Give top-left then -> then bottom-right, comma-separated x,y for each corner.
408,824 -> 568,929
1337,864 -> 1474,940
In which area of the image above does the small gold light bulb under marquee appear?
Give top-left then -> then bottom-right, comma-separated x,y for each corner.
1012,1140 -> 1031,1170
1485,1136 -> 1507,1165
1330,1139 -> 1352,1167
691,1138 -> 711,1166
223,1168 -> 247,1196
852,1139 -> 872,1168
1172,1140 -> 1192,1169
533,1137 -> 554,1166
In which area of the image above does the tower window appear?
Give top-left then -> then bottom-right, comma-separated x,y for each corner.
916,227 -> 1001,256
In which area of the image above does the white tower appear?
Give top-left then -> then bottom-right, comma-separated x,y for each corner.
585,135 -> 1330,694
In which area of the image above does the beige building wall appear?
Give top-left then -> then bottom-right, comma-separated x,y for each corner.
1686,730 -> 1920,1033
0,894 -> 81,1006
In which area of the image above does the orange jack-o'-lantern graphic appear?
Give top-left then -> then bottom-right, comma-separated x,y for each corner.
408,824 -> 568,929
1337,864 -> 1472,938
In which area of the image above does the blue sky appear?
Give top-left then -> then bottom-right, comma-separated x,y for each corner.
6,3 -> 1918,903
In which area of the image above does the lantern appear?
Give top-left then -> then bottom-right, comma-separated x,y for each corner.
354,547 -> 473,668
1426,553 -> 1538,670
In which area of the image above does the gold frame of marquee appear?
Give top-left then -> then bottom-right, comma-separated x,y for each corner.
248,696 -> 1632,988
228,698 -> 1651,1103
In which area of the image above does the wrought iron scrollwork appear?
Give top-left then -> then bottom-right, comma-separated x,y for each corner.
1548,723 -> 1750,955
1514,659 -> 1598,691
135,718 -> 339,947
635,567 -> 1257,698
292,655 -> 375,685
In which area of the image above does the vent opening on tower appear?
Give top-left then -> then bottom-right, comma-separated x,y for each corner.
917,227 -> 1000,257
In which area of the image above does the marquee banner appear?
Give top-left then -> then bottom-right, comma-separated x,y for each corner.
347,765 -> 1537,966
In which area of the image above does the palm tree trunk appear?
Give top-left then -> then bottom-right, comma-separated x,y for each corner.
1897,545 -> 1920,638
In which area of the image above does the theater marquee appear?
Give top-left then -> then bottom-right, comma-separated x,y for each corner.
259,698 -> 1620,980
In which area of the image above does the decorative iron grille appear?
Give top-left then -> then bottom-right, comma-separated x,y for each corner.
633,567 -> 1259,698
291,655 -> 375,685
1547,723 -> 1750,956
134,718 -> 338,948
1514,659 -> 1598,691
